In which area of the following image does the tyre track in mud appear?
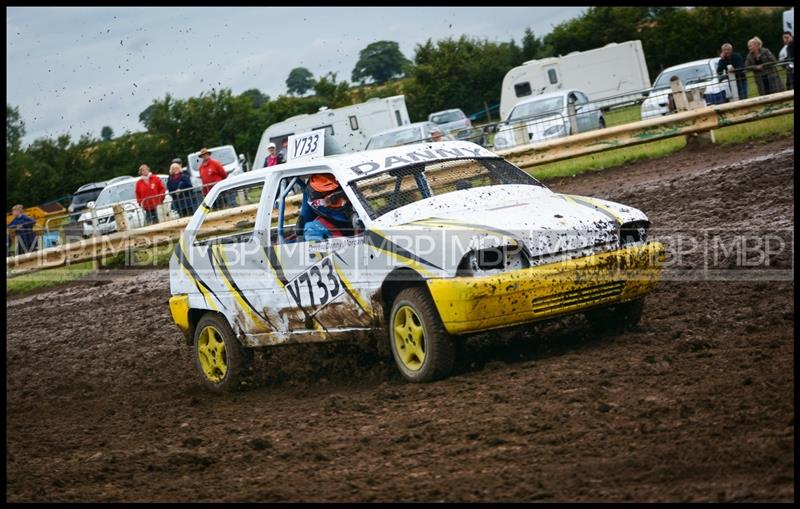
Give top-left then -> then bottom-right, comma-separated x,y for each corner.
6,136 -> 794,502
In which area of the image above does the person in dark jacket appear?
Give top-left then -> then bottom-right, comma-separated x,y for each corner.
778,31 -> 794,90
167,163 -> 200,217
745,36 -> 784,96
717,43 -> 748,100
7,204 -> 37,254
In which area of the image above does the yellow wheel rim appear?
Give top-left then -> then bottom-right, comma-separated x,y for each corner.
197,325 -> 228,383
393,305 -> 426,371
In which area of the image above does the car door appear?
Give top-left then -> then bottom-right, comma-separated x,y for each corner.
574,92 -> 595,132
264,172 -> 375,343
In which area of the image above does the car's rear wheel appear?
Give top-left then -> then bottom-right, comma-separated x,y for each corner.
389,287 -> 455,383
193,313 -> 252,393
585,297 -> 644,334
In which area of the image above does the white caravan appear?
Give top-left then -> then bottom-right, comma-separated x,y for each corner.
253,95 -> 411,168
499,40 -> 651,120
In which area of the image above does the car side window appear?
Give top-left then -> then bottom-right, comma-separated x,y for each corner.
192,182 -> 264,247
270,174 -> 363,246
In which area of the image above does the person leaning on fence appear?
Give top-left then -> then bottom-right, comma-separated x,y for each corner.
167,163 -> 198,218
745,36 -> 785,96
7,205 -> 37,254
778,31 -> 794,90
197,147 -> 228,196
135,164 -> 166,226
716,43 -> 748,100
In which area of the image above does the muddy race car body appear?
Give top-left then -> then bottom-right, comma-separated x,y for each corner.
168,140 -> 665,392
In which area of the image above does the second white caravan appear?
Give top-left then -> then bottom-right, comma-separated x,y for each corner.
253,95 -> 411,168
499,40 -> 651,120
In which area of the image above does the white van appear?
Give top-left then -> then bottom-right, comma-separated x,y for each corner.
499,41 -> 651,120
187,145 -> 248,189
253,95 -> 411,168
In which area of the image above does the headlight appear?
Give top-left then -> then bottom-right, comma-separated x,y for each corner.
543,124 -> 566,136
494,134 -> 508,148
456,245 -> 529,276
620,220 -> 649,247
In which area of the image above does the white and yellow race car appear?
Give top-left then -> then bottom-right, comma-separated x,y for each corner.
168,140 -> 664,392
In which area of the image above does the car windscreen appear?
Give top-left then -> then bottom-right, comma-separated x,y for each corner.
94,182 -> 136,207
70,188 -> 103,207
430,111 -> 464,124
189,147 -> 237,173
653,63 -> 713,89
508,97 -> 564,121
350,157 -> 545,220
366,127 -> 424,150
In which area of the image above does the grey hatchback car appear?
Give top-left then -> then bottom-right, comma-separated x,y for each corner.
428,108 -> 472,135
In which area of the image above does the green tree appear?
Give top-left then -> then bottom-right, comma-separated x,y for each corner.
7,104 -> 25,153
351,41 -> 411,85
239,88 -> 270,109
313,72 -> 351,107
521,27 -> 543,61
100,125 -> 114,141
404,36 -> 522,121
285,67 -> 315,95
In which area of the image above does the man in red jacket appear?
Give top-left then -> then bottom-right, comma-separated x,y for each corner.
135,164 -> 166,225
198,147 -> 228,196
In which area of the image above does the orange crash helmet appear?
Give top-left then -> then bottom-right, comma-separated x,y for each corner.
308,173 -> 348,209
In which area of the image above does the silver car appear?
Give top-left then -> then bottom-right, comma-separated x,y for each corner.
365,121 -> 454,150
428,108 -> 472,135
492,89 -> 605,150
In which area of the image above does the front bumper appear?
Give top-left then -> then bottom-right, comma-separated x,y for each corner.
426,242 -> 665,335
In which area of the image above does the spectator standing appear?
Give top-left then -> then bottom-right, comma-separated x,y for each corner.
167,163 -> 199,217
7,205 -> 37,254
430,127 -> 443,142
264,143 -> 280,167
745,36 -> 784,96
778,31 -> 794,90
278,138 -> 289,163
135,164 -> 166,225
197,147 -> 228,196
716,43 -> 748,100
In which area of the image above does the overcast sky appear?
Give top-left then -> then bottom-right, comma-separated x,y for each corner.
7,6 -> 586,145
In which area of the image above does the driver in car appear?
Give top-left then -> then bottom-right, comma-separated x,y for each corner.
295,173 -> 358,242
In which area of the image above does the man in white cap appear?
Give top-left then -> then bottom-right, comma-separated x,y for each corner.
264,142 -> 280,167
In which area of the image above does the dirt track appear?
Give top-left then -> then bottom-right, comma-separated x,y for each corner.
6,136 -> 794,502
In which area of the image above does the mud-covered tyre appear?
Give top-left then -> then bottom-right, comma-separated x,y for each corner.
193,313 -> 252,394
389,287 -> 455,383
585,297 -> 645,334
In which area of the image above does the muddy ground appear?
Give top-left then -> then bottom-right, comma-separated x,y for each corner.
6,136 -> 794,502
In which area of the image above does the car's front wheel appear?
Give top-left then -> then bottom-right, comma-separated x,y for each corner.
585,297 -> 645,334
193,313 -> 252,393
389,287 -> 455,383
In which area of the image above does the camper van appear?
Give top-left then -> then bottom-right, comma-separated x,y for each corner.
499,41 -> 651,121
253,95 -> 411,169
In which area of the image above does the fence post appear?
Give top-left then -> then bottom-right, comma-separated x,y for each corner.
566,94 -> 580,135
113,204 -> 129,232
670,76 -> 690,111
727,66 -> 740,102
